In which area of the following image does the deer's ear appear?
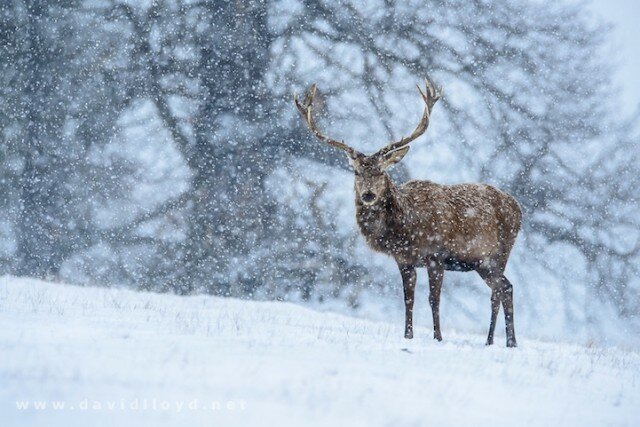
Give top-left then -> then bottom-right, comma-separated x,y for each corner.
380,146 -> 410,169
347,153 -> 356,168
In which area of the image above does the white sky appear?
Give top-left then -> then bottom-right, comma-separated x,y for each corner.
589,0 -> 640,114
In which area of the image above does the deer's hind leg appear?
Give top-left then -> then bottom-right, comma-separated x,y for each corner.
477,267 -> 517,348
500,275 -> 517,347
486,288 -> 500,346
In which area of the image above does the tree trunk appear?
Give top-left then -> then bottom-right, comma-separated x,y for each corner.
175,0 -> 274,294
16,1 -> 64,278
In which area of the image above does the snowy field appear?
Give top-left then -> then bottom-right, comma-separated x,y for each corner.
1,276 -> 639,427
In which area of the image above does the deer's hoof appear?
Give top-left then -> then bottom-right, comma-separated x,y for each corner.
506,339 -> 517,348
404,331 -> 413,339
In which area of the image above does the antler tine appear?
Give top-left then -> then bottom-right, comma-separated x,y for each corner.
375,78 -> 441,157
294,84 -> 358,158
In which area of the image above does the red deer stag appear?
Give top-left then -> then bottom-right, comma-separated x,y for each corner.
294,79 -> 522,347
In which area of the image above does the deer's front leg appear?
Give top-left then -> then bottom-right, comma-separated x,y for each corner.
427,260 -> 444,341
399,264 -> 417,339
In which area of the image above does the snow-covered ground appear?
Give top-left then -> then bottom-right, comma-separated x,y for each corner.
1,276 -> 639,427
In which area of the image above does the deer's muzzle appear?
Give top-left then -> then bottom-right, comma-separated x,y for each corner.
361,191 -> 376,203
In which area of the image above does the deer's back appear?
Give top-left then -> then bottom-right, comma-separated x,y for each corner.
398,180 -> 522,269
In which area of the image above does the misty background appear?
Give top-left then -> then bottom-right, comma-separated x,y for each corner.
1,0 -> 638,346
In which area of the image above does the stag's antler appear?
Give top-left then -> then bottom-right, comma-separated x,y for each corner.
374,78 -> 441,157
294,84 -> 359,159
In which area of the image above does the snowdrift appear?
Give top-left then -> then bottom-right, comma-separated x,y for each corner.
1,276 -> 638,426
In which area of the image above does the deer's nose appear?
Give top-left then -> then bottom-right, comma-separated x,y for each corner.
362,191 -> 375,203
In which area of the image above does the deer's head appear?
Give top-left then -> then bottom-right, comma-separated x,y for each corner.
295,80 -> 440,206
347,150 -> 408,205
